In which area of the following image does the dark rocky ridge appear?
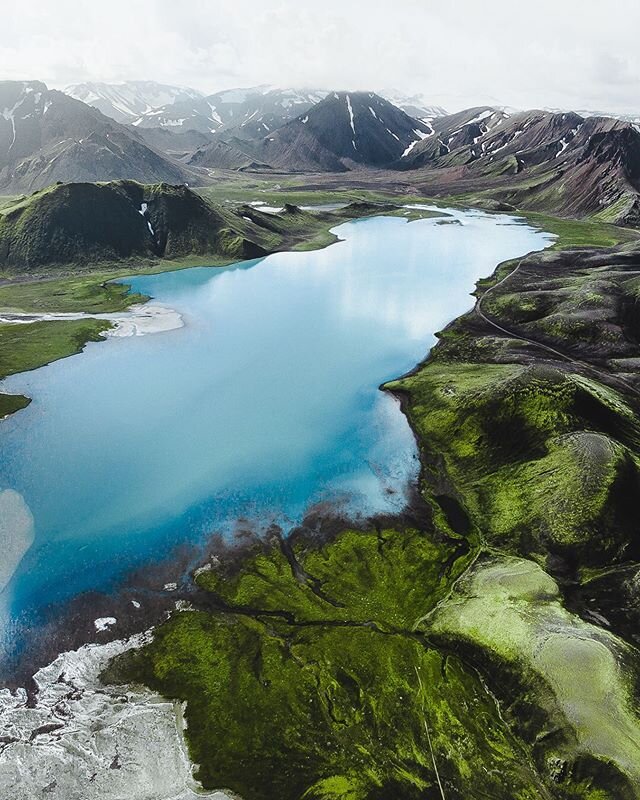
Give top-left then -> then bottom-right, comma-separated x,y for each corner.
189,137 -> 273,171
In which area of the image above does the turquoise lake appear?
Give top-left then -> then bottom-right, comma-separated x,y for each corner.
0,208 -> 552,660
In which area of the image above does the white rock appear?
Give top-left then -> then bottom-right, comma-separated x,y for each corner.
0,634 -> 230,799
94,617 -> 117,632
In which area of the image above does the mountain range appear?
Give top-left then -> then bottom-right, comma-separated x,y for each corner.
65,81 -> 205,124
2,78 -> 640,226
64,81 -> 445,136
396,106 -> 640,224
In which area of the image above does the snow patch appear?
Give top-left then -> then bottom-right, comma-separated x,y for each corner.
346,94 -> 356,137
138,202 -> 155,236
94,617 -> 117,632
401,140 -> 419,158
1,91 -> 27,152
207,105 -> 222,126
555,124 -> 583,158
399,122 -> 436,156
488,127 -> 524,154
466,109 -> 494,126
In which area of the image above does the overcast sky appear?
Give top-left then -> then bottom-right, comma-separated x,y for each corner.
3,0 -> 640,113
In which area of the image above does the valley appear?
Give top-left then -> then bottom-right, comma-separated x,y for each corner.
2,68 -> 640,800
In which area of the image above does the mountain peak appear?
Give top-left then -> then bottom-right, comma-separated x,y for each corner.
258,92 -> 433,171
0,79 -> 191,193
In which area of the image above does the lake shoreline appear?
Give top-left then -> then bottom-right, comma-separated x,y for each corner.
0,201 -> 443,422
15,208 -> 637,798
0,207 -> 548,685
102,232 -> 640,797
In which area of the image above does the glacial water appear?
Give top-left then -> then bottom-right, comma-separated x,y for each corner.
0,208 -> 552,660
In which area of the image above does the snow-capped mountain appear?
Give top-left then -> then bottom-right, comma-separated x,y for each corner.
64,81 -> 204,124
131,86 -> 449,138
254,91 -> 434,172
0,81 -> 190,192
132,87 -> 328,139
379,91 -> 447,121
544,107 -> 640,126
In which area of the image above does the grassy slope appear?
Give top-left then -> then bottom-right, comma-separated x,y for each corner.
518,211 -> 639,249
109,520 -> 640,797
382,240 -> 640,792
0,195 -> 18,212
0,319 -> 110,416
0,181 -> 271,275
0,274 -> 147,314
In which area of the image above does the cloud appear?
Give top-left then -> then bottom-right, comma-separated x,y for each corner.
2,0 -> 640,114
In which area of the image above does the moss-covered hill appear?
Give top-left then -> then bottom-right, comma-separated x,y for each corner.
107,527 -> 555,800
106,239 -> 640,798
0,181 -> 272,273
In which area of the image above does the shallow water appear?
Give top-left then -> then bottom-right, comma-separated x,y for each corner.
0,208 -> 552,659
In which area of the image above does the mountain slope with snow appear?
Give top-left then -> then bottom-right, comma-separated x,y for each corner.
133,87 -> 328,139
379,91 -> 447,120
64,81 -> 204,124
394,105 -> 640,224
0,81 -> 191,192
255,91 -> 432,172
